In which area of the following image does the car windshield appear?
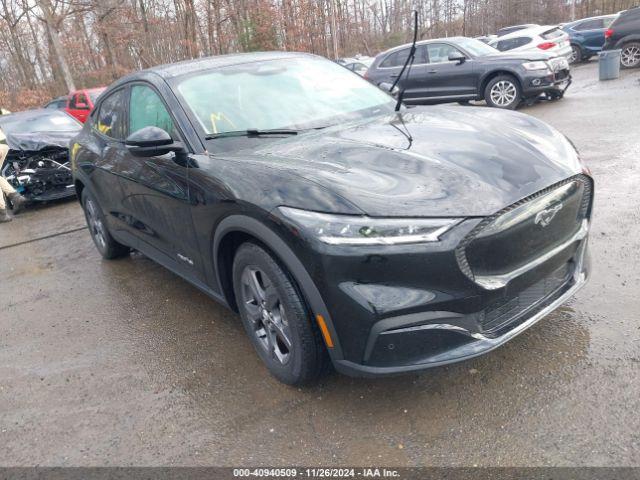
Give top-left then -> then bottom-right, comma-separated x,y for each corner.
457,38 -> 499,56
0,112 -> 81,135
174,56 -> 396,136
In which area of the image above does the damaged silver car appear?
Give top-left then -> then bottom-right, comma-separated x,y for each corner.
0,109 -> 81,202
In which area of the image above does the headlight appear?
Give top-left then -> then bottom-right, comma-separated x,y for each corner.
522,61 -> 551,71
279,207 -> 460,245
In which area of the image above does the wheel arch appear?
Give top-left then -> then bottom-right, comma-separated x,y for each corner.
616,35 -> 640,49
74,178 -> 85,204
213,214 -> 344,360
480,69 -> 522,96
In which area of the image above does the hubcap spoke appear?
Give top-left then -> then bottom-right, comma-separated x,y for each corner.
245,269 -> 265,303
86,200 -> 106,249
272,318 -> 292,350
240,265 -> 292,365
264,284 -> 279,310
622,47 -> 640,67
244,301 -> 261,323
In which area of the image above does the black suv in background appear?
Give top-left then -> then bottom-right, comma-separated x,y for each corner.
603,6 -> 640,68
366,37 -> 571,109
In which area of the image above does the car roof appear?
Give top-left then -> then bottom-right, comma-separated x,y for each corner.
71,87 -> 106,94
565,14 -> 617,26
129,51 -> 316,81
500,23 -> 538,29
0,108 -> 72,125
378,36 -> 470,57
494,25 -> 561,40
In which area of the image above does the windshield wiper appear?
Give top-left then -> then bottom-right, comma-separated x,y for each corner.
205,129 -> 298,140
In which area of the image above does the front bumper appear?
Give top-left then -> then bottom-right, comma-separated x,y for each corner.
522,70 -> 572,97
333,241 -> 589,377
278,175 -> 593,377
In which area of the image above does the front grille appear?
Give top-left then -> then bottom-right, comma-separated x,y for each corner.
479,263 -> 571,333
456,175 -> 592,283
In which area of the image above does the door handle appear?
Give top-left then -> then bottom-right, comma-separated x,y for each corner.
428,70 -> 438,74
389,73 -> 400,78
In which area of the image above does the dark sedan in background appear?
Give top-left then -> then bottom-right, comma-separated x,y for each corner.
366,37 -> 571,109
43,95 -> 69,110
71,52 -> 591,385
563,14 -> 617,63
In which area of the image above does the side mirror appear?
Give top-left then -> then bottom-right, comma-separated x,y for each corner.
448,52 -> 467,64
126,126 -> 185,158
379,82 -> 400,97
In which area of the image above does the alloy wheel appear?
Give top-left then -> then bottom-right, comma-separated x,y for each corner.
490,80 -> 517,107
85,198 -> 106,251
569,45 -> 580,64
621,45 -> 640,68
240,266 -> 293,365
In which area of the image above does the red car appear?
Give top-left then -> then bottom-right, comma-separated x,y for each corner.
65,87 -> 106,123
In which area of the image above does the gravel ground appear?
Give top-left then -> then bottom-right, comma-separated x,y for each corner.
1,60 -> 639,467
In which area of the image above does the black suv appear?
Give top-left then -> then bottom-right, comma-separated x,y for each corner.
366,37 -> 571,109
71,52 -> 592,385
603,7 -> 640,68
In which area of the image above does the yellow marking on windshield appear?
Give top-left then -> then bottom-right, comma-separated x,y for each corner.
210,112 -> 237,134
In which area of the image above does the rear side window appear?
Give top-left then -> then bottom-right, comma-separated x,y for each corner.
129,85 -> 178,139
95,89 -> 127,140
380,49 -> 410,68
542,28 -> 565,40
70,93 -> 88,109
379,46 -> 428,68
574,19 -> 604,30
494,37 -> 531,51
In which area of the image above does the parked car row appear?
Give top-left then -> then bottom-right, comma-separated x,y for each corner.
478,6 -> 640,67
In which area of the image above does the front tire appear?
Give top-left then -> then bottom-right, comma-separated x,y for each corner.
484,75 -> 521,109
232,242 -> 329,385
81,189 -> 130,259
620,42 -> 640,69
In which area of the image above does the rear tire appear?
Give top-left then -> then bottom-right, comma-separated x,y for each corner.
232,242 -> 329,385
620,42 -> 640,69
81,189 -> 130,260
569,44 -> 583,64
484,75 -> 521,110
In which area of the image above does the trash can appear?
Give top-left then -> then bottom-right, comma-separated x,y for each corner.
599,49 -> 621,81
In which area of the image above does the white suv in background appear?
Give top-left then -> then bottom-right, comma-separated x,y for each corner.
490,25 -> 573,60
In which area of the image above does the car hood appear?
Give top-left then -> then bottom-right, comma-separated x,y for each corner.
5,131 -> 75,152
222,106 -> 583,217
480,51 -> 554,62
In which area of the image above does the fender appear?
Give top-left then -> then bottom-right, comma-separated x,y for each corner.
615,35 -> 640,48
213,214 -> 344,361
478,67 -> 522,92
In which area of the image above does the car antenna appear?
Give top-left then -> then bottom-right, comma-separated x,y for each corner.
390,9 -> 419,112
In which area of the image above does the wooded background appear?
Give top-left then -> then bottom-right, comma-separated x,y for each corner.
1,0 -> 637,110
